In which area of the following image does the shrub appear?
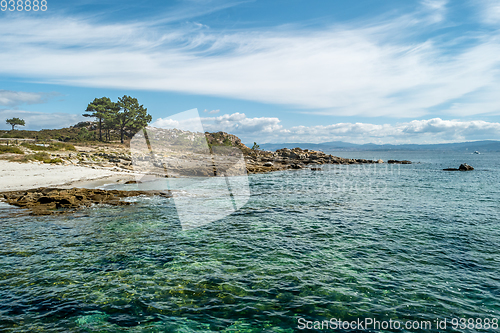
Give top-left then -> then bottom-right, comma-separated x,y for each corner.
44,158 -> 63,164
31,152 -> 50,161
21,142 -> 76,151
0,145 -> 24,154
50,142 -> 77,151
1,133 -> 25,139
20,152 -> 62,163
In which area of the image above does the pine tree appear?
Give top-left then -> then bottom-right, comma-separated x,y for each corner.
83,97 -> 117,141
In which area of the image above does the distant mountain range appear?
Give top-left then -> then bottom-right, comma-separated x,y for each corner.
258,140 -> 500,152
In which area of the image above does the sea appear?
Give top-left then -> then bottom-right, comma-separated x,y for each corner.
1,150 -> 499,332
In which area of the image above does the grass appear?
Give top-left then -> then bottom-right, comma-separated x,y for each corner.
12,152 -> 63,164
21,142 -> 76,151
0,145 -> 24,154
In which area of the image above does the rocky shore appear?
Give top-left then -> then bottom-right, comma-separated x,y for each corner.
1,131 -> 414,178
0,131 -> 416,215
245,147 -> 394,173
1,187 -> 172,216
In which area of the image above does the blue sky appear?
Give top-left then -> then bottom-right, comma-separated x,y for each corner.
1,0 -> 500,144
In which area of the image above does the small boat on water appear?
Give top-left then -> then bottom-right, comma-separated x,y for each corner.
474,151 -> 480,154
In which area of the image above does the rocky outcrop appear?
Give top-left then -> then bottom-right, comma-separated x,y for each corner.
443,163 -> 474,171
205,131 -> 252,154
244,147 -> 409,174
387,160 -> 412,164
1,187 -> 172,216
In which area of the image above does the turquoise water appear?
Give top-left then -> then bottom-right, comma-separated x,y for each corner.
1,151 -> 500,332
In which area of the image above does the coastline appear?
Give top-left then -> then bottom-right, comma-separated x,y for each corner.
0,160 -> 138,192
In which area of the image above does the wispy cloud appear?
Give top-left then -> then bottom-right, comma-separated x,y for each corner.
0,90 -> 57,107
0,2 -> 499,118
480,0 -> 500,24
0,110 -> 85,130
421,0 -> 448,23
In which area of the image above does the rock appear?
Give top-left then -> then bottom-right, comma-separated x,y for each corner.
263,162 -> 274,167
310,167 -> 322,171
0,187 -> 173,216
459,163 -> 474,171
444,163 -> 474,171
377,159 -> 384,163
388,160 -> 412,164
290,164 -> 303,169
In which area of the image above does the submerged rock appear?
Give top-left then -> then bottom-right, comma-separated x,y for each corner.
0,187 -> 172,216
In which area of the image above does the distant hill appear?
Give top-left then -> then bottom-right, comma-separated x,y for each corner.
259,140 -> 500,152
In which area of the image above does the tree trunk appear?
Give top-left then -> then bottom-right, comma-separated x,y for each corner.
120,127 -> 124,144
98,118 -> 102,141
11,124 -> 15,130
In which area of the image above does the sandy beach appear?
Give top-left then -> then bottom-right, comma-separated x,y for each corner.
0,160 -> 135,192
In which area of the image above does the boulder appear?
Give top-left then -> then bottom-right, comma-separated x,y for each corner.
459,163 -> 474,171
443,163 -> 474,171
263,162 -> 274,167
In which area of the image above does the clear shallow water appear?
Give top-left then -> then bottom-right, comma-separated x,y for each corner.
1,151 -> 500,332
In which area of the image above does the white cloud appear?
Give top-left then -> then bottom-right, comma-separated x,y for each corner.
1,8 -> 500,118
1,109 -> 498,144
0,110 -> 86,130
198,113 -> 500,144
203,109 -> 220,114
202,113 -> 282,133
151,118 -> 181,129
0,90 -> 56,107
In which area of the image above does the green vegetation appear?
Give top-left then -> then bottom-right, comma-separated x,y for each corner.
76,128 -> 93,142
2,95 -> 152,145
251,142 -> 260,150
114,95 -> 152,144
6,117 -> 25,130
21,142 -> 76,151
21,152 -> 63,163
0,145 -> 24,154
0,127 -> 96,142
82,95 -> 152,143
84,97 -> 118,142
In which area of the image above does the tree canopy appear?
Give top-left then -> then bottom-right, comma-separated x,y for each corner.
114,95 -> 152,143
6,117 -> 25,130
82,95 -> 152,143
84,97 -> 118,141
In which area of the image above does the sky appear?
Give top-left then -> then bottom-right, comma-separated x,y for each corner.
1,0 -> 500,144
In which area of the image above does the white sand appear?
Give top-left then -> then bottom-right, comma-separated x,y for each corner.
0,160 -> 134,192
